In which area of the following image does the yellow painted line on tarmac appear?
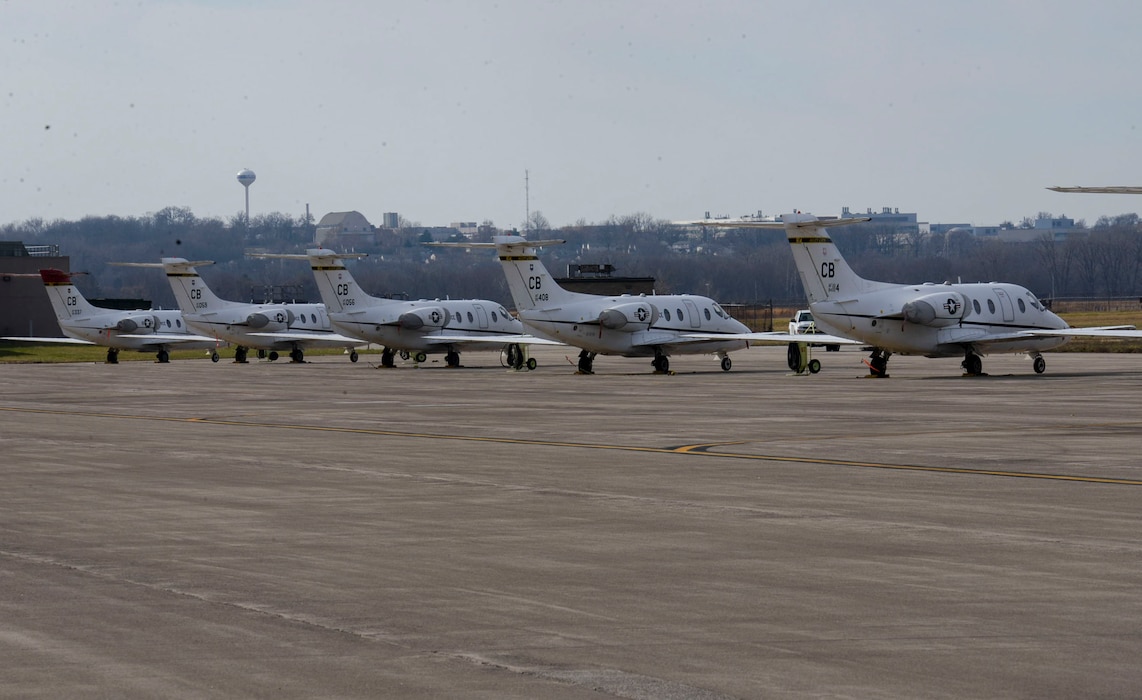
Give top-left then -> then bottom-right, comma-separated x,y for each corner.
3,406 -> 1141,486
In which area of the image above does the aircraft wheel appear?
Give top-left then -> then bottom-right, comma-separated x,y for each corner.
445,351 -> 460,367
235,347 -> 248,363
1033,356 -> 1046,374
381,349 -> 396,367
787,343 -> 801,371
157,349 -> 170,363
257,349 -> 267,359
107,348 -> 119,364
399,350 -> 411,361
808,358 -> 821,374
526,358 -> 537,371
211,351 -> 220,363
963,353 -> 982,375
268,351 -> 279,362
291,348 -> 304,363
414,352 -> 427,363
720,355 -> 732,372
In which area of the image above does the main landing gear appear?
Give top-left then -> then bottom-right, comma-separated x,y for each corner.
106,348 -> 119,364
1030,352 -> 1046,374
651,351 -> 670,373
234,346 -> 249,363
719,354 -> 732,372
577,350 -> 596,374
445,349 -> 461,368
962,350 -> 983,376
290,347 -> 305,363
380,348 -> 396,367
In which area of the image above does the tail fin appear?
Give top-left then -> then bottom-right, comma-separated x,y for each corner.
428,236 -> 576,312
489,236 -> 578,311
38,269 -> 100,321
779,213 -> 885,303
159,258 -> 239,314
303,249 -> 380,313
248,250 -> 377,313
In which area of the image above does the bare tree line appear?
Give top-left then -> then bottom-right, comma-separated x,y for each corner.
4,208 -> 1142,309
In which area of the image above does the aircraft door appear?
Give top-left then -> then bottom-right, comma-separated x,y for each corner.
683,300 -> 701,328
473,304 -> 490,329
993,289 -> 1015,322
318,306 -> 331,330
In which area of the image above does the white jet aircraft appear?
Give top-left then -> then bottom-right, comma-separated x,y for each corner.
694,212 -> 1142,376
250,249 -> 560,369
115,259 -> 360,363
2,268 -> 219,363
432,236 -> 772,374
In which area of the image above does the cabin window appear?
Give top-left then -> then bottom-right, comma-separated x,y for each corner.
455,312 -> 462,323
677,308 -> 684,321
491,311 -> 497,322
663,309 -> 671,321
1017,298 -> 1026,313
467,312 -> 474,323
176,319 -> 182,328
166,319 -> 171,327
987,299 -> 996,314
704,308 -> 712,321
972,299 -> 981,315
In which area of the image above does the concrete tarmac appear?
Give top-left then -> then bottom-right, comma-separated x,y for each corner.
1,345 -> 1141,698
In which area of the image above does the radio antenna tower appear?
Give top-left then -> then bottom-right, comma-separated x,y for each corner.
524,169 -> 530,234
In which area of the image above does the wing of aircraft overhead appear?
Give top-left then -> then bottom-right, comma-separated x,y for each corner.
1047,186 -> 1142,194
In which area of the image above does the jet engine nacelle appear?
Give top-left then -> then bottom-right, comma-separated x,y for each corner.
114,314 -> 159,334
246,307 -> 293,330
902,292 -> 967,327
598,301 -> 659,331
398,306 -> 448,330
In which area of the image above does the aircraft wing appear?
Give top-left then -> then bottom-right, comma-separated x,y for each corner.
419,334 -> 565,346
2,336 -> 94,345
248,331 -> 363,346
1047,186 -> 1142,194
680,331 -> 863,345
1020,325 -> 1142,339
118,333 -> 221,343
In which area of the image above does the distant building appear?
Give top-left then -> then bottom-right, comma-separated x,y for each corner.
450,222 -> 479,239
842,206 -> 924,236
314,211 -> 376,247
382,212 -> 400,229
0,242 -> 69,337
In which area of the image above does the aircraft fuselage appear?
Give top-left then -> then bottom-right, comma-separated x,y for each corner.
519,294 -> 750,357
809,282 -> 1069,357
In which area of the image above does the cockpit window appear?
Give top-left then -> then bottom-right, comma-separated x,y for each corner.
1025,292 -> 1043,311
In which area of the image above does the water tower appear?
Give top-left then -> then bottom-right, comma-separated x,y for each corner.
236,169 -> 256,223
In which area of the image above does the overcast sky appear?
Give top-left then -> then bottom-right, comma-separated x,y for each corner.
4,0 -> 1142,230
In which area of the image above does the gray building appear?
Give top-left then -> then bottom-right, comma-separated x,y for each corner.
0,242 -> 69,337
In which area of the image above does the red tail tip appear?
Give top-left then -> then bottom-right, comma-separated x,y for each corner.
39,269 -> 73,285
